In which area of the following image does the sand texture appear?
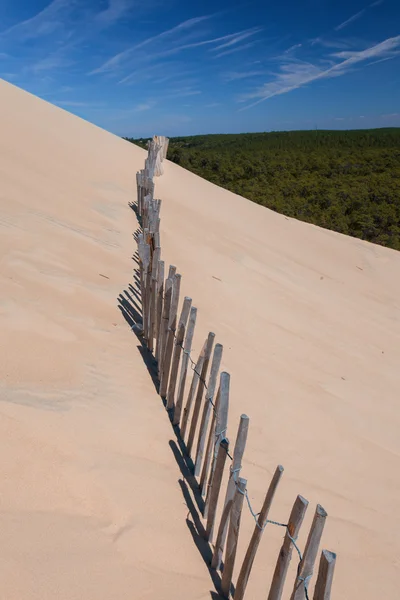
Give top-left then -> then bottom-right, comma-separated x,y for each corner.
1,78 -> 400,599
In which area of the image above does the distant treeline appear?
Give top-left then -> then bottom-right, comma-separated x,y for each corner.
124,129 -> 400,250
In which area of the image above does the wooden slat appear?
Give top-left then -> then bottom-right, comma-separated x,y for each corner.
186,332 -> 215,455
158,277 -> 173,380
148,246 -> 160,353
155,259 -> 164,362
204,372 -> 230,519
173,305 -> 197,426
166,296 -> 192,410
160,273 -> 181,398
211,414 -> 249,570
180,343 -> 206,441
194,343 -> 223,477
205,438 -> 229,542
199,385 -> 220,497
234,465 -> 284,600
158,266 -> 176,377
313,550 -> 336,600
221,477 -> 247,599
268,495 -> 309,600
290,505 -> 328,600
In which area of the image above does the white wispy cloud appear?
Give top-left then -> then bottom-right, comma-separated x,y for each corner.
335,9 -> 366,31
134,101 -> 156,111
240,34 -> 400,109
284,43 -> 302,54
55,100 -> 102,107
30,55 -> 74,74
214,40 -> 259,58
90,15 -> 215,74
166,86 -> 202,98
223,70 -> 265,82
0,0 -> 72,40
211,27 -> 261,51
95,0 -> 133,26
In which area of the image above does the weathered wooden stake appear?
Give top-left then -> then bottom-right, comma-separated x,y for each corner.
199,387 -> 219,497
158,277 -> 173,379
160,273 -> 181,398
290,505 -> 328,600
173,305 -> 197,426
180,335 -> 210,440
234,465 -> 284,600
186,332 -> 215,455
148,246 -> 160,353
194,343 -> 223,477
204,372 -> 230,519
221,477 -> 247,599
211,414 -> 249,570
205,438 -> 229,542
313,550 -> 336,600
268,495 -> 309,600
155,259 -> 164,361
166,296 -> 192,410
158,265 -> 176,376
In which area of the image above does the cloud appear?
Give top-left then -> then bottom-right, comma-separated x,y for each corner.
134,102 -> 156,111
211,27 -> 261,51
90,15 -> 215,74
284,43 -> 302,54
166,86 -> 201,98
55,100 -> 101,107
214,40 -> 258,58
95,0 -> 133,26
240,34 -> 400,109
223,70 -> 265,82
0,0 -> 72,41
30,55 -> 74,74
335,9 -> 366,31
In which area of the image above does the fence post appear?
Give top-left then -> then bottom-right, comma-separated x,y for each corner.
267,495 -> 309,600
234,465 -> 284,600
199,386 -> 219,497
160,273 -> 181,398
180,334 -> 211,440
158,277 -> 173,379
221,477 -> 247,598
186,332 -> 215,455
173,306 -> 197,426
313,550 -> 336,600
158,265 -> 176,376
290,505 -> 328,600
194,343 -> 223,477
148,246 -> 160,353
155,259 -> 164,362
205,437 -> 229,542
166,296 -> 192,410
204,372 -> 230,519
212,414 -> 249,570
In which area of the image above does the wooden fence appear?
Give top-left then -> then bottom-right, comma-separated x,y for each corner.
133,136 -> 337,600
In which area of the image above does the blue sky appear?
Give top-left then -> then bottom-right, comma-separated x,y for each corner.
0,0 -> 399,137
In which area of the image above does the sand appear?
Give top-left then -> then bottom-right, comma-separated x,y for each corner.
1,78 -> 399,599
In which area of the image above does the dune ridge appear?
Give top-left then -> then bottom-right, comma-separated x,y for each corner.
1,78 -> 400,599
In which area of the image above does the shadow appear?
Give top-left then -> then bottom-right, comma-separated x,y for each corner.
117,290 -> 159,394
132,251 -> 140,266
133,227 -> 140,243
177,478 -> 224,597
119,190 -> 228,600
169,440 -> 203,515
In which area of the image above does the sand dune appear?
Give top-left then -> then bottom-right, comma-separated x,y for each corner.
1,78 -> 399,599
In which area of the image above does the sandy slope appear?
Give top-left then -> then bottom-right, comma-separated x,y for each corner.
1,78 -> 399,600
0,79 -> 212,600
